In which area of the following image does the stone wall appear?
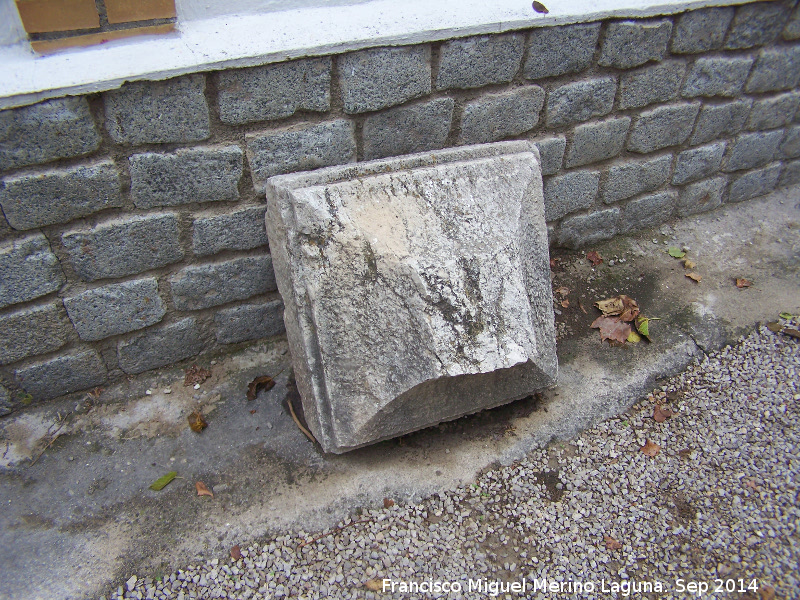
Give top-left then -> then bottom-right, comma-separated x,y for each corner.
2,0 -> 799,412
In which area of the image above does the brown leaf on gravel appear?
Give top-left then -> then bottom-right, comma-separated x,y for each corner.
604,535 -> 622,550
595,295 -> 640,322
591,315 -> 632,344
653,405 -> 674,423
383,498 -> 395,509
365,579 -> 384,591
560,299 -> 570,308
759,585 -> 775,600
641,440 -> 660,457
767,322 -> 800,339
247,375 -> 276,400
555,286 -> 570,297
184,364 -> 211,386
736,278 -> 753,288
188,411 -> 207,433
685,272 -> 702,283
196,481 -> 214,498
683,258 -> 697,269
230,545 -> 242,561
586,250 -> 603,266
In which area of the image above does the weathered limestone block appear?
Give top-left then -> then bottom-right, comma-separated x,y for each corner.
266,142 -> 557,453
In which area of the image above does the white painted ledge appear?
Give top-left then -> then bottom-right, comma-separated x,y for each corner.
0,0 -> 747,109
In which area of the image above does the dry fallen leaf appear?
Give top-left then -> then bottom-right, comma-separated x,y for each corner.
383,498 -> 395,509
188,411 -> 207,433
196,481 -> 214,498
641,440 -> 660,457
685,272 -> 702,283
736,278 -> 752,288
555,286 -> 570,296
595,295 -> 640,322
604,535 -> 622,550
759,585 -> 776,600
591,315 -> 632,344
247,375 -> 276,401
683,258 -> 697,269
365,579 -> 384,592
230,545 -> 242,561
560,299 -> 570,308
653,405 -> 673,423
184,364 -> 211,386
532,1 -> 549,13
586,250 -> 603,266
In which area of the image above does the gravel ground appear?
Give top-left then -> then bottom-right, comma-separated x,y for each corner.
108,321 -> 799,600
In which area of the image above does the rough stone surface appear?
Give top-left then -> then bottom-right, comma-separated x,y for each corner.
61,214 -> 183,282
63,278 -> 166,342
0,234 -> 65,309
437,33 -> 524,90
214,300 -> 285,344
0,384 -> 9,417
618,60 -> 686,109
728,164 -> 781,202
532,136 -> 566,175
671,7 -> 735,53
170,255 -> 276,310
784,5 -> 800,40
672,142 -> 726,185
778,124 -> 800,158
523,23 -> 601,80
724,1 -> 790,49
545,77 -> 616,127
339,46 -> 431,114
129,146 -> 243,209
265,141 -> 556,453
598,19 -> 672,69
15,350 -> 107,401
724,130 -> 784,172
217,57 -> 331,124
458,87 -> 544,145
746,92 -> 800,130
0,97 -> 100,171
192,206 -> 268,257
690,99 -> 752,145
362,98 -> 454,160
544,170 -> 600,221
564,117 -> 630,168
117,318 -> 203,375
0,160 -> 121,230
620,190 -> 677,232
602,154 -> 672,204
103,74 -> 210,144
628,103 -> 701,153
676,175 -> 727,216
777,159 -> 800,186
0,303 -> 70,366
246,120 -> 356,189
682,57 -> 754,98
745,46 -> 800,93
558,207 -> 620,248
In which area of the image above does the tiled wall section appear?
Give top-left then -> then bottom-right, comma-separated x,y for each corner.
1,0 -> 800,412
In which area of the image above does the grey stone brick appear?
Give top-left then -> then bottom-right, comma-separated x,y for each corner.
778,124 -> 800,158
103,74 -> 210,145
544,170 -> 600,222
682,57 -> 754,98
545,77 -> 616,128
62,213 -> 183,282
246,120 -> 356,190
458,88 -> 544,145
672,142 -> 726,185
747,92 -> 800,131
602,154 -> 672,204
0,302 -> 70,366
690,99 -> 752,145
725,2 -> 790,49
63,278 -> 166,342
558,207 -> 620,249
363,98 -> 454,160
0,97 -> 100,171
0,160 -> 121,231
523,23 -> 601,80
170,255 -> 276,310
671,7 -> 735,54
437,33 -> 524,90
130,145 -> 243,209
214,300 -> 285,344
339,46 -> 431,114
192,206 -> 268,257
0,384 -> 10,416
778,159 -> 800,186
728,164 -> 781,202
565,117 -> 630,169
784,5 -> 800,40
746,46 -> 800,93
117,318 -> 203,375
628,103 -> 701,153
15,350 -> 107,401
618,60 -> 686,110
598,19 -> 672,69
532,136 -> 566,175
217,57 -> 331,125
621,191 -> 677,232
676,176 -> 727,217
724,130 -> 784,172
0,234 -> 65,309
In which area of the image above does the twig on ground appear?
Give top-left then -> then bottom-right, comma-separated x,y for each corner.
287,397 -> 316,444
